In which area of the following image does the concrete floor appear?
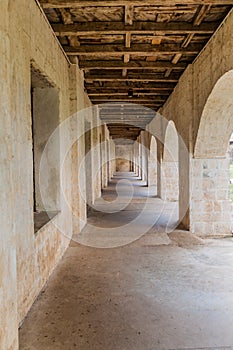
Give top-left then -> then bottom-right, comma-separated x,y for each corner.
19,173 -> 233,350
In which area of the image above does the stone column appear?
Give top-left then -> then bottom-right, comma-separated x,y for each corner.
134,139 -> 140,177
109,138 -> 116,179
140,131 -> 148,184
92,107 -> 102,202
148,138 -> 157,188
190,157 -> 232,237
156,140 -> 163,198
161,160 -> 179,201
100,124 -> 108,189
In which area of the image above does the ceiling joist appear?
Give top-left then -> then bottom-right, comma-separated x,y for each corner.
40,0 -> 233,8
64,43 -> 202,56
52,22 -> 217,36
79,60 -> 187,70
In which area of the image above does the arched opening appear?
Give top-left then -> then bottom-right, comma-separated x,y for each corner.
191,70 -> 233,236
148,135 -> 157,192
161,121 -> 179,202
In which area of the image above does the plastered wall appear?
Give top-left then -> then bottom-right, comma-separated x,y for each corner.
0,1 -> 93,348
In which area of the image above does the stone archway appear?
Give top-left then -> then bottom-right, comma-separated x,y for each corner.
148,136 -> 157,191
191,70 -> 233,236
194,70 -> 233,159
161,121 -> 179,202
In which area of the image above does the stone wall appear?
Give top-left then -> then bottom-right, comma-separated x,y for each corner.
0,1 -> 18,348
116,144 -> 133,172
0,1 -> 93,348
190,158 -> 232,236
148,136 -> 157,188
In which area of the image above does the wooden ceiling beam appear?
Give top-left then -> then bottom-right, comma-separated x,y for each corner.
172,53 -> 183,64
101,116 -> 156,119
100,110 -> 155,113
125,5 -> 134,25
85,74 -> 179,82
52,22 -> 216,36
182,33 -> 194,48
85,80 -> 175,87
86,86 -> 174,90
79,60 -> 187,70
125,32 -> 131,48
100,113 -> 156,117
100,110 -> 157,113
65,43 -> 202,56
164,68 -> 173,77
88,92 -> 170,96
124,54 -> 130,63
91,95 -> 166,100
108,126 -> 142,130
40,1 -> 233,8
122,68 -> 127,77
100,112 -> 159,115
91,99 -> 166,102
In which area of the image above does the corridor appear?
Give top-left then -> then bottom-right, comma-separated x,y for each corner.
2,2 -> 233,348
19,173 -> 233,350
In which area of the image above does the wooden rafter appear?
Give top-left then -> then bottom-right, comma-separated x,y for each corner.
79,60 -> 187,70
88,92 -> 171,96
52,22 -> 217,36
91,97 -> 166,101
85,82 -> 176,89
40,0 -> 233,8
64,43 -> 202,56
85,76 -> 179,82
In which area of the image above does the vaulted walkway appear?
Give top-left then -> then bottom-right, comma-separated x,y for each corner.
19,173 -> 233,350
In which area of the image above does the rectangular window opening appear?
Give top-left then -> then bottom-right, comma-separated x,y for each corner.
30,63 -> 60,233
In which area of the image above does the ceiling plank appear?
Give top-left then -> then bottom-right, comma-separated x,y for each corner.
52,22 -> 217,36
40,1 -> 233,8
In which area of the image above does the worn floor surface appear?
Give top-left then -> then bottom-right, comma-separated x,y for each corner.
19,172 -> 233,350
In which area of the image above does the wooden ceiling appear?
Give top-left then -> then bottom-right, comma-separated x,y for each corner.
98,103 -> 155,142
39,0 -> 232,140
